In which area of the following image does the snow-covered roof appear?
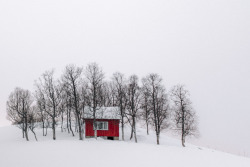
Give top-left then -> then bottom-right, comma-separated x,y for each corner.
84,107 -> 121,120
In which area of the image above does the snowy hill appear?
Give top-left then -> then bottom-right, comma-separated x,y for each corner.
0,125 -> 249,167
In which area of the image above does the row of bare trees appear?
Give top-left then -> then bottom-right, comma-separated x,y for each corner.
6,63 -> 198,146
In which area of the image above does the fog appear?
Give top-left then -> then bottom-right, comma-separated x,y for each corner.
0,0 -> 250,156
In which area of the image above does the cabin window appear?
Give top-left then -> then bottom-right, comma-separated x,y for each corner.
94,121 -> 108,130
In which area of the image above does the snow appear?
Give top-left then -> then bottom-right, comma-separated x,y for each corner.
0,125 -> 249,167
84,107 -> 121,119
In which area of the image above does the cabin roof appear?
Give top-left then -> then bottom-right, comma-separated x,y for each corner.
83,107 -> 121,120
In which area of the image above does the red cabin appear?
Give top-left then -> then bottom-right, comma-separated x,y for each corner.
84,107 -> 120,140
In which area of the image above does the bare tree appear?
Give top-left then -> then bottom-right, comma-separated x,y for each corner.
6,88 -> 33,141
140,85 -> 151,135
35,70 -> 62,140
142,74 -> 170,145
78,80 -> 88,137
61,65 -> 84,140
65,92 -> 75,136
85,63 -> 105,139
126,75 -> 141,143
112,72 -> 127,141
170,85 -> 199,147
27,106 -> 39,141
34,86 -> 47,136
58,95 -> 66,133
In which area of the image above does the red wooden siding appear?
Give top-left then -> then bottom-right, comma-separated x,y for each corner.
85,119 -> 119,137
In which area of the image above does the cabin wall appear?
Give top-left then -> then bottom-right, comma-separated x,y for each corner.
85,119 -> 119,137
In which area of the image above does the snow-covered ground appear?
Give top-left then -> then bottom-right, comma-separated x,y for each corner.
0,125 -> 249,167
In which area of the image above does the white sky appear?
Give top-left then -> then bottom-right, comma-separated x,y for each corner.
0,0 -> 250,156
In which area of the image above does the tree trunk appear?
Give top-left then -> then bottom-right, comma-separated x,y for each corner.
82,119 -> 85,139
94,123 -> 97,140
52,118 -> 56,140
120,103 -> 125,141
24,116 -> 29,141
75,115 -> 78,133
77,115 -> 83,140
152,90 -> 159,145
30,127 -> 38,141
67,110 -> 69,133
145,102 -> 149,135
94,107 -> 97,139
53,127 -> 56,140
45,125 -> 48,136
61,113 -> 64,132
133,118 -> 137,143
25,130 -> 29,141
20,117 -> 24,138
146,120 -> 149,135
181,107 -> 185,147
68,112 -> 74,136
22,127 -> 25,138
156,133 -> 160,145
42,120 -> 45,136
121,118 -> 124,141
182,134 -> 185,147
130,121 -> 134,140
24,123 -> 29,141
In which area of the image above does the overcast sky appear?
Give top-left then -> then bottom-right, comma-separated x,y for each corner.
0,0 -> 250,156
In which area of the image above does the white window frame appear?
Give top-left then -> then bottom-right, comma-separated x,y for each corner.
94,121 -> 109,130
